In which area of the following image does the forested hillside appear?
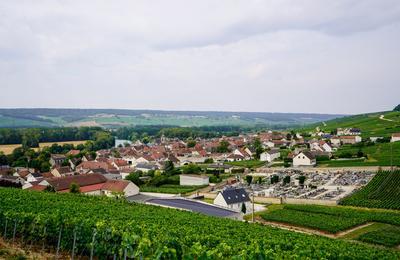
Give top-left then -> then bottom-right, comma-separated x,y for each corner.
0,108 -> 342,128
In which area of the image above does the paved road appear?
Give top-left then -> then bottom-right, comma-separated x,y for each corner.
147,198 -> 238,218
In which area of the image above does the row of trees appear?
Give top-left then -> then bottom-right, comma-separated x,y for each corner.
0,131 -> 114,172
0,127 -> 109,147
113,125 -> 269,143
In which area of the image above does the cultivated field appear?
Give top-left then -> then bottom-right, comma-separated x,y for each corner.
1,188 -> 399,258
0,140 -> 87,155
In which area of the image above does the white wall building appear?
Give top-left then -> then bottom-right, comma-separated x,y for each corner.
260,150 -> 281,162
293,152 -> 316,167
214,188 -> 252,214
391,133 -> 400,142
180,174 -> 209,186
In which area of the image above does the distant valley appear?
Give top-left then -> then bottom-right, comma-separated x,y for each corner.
0,108 -> 344,128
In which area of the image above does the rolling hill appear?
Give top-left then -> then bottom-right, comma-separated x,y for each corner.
303,111 -> 400,138
0,108 -> 342,128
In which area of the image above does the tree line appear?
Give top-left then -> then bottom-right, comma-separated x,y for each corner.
0,127 -> 107,146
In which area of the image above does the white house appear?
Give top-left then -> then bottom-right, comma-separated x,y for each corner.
340,136 -> 362,144
330,137 -> 341,147
321,142 -> 333,153
213,188 -> 251,214
260,149 -> 281,162
101,180 -> 140,197
293,152 -> 316,167
263,141 -> 275,149
391,133 -> 400,142
180,174 -> 209,186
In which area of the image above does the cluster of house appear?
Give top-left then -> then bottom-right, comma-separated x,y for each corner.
0,128 -> 375,192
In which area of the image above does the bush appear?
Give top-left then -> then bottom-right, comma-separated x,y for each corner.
204,158 -> 214,164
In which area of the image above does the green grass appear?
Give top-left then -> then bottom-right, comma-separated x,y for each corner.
260,204 -> 400,234
341,223 -> 387,240
140,184 -> 206,194
357,225 -> 400,247
340,170 -> 400,209
0,115 -> 55,127
225,160 -> 266,168
301,111 -> 400,138
315,141 -> 400,167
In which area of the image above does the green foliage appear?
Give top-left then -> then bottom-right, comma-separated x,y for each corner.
0,189 -> 399,259
225,160 -> 265,168
271,175 -> 279,184
0,152 -> 8,165
357,225 -> 400,247
283,176 -> 290,185
339,170 -> 400,209
187,140 -> 196,148
204,158 -> 213,164
251,138 -> 264,159
164,160 -> 175,173
181,164 -> 202,174
21,129 -> 40,148
394,104 -> 400,112
261,204 -> 400,234
301,111 -> 400,138
125,172 -> 143,186
69,182 -> 80,193
245,175 -> 253,185
241,203 -> 247,214
216,140 -> 230,153
0,127 -> 107,145
298,175 -> 306,185
140,185 -> 204,194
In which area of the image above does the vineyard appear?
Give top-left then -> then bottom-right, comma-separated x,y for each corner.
261,204 -> 400,234
0,189 -> 399,259
357,225 -> 400,248
339,170 -> 400,209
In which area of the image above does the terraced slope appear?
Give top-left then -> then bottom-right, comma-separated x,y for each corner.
302,111 -> 400,138
340,170 -> 400,209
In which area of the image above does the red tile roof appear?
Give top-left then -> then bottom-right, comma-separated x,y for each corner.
101,180 -> 130,192
46,174 -> 107,191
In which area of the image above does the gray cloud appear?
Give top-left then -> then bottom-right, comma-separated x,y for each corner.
0,0 -> 400,114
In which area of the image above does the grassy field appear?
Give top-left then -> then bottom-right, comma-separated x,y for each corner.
316,141 -> 400,167
225,160 -> 266,168
0,140 -> 87,155
301,111 -> 400,138
140,184 -> 206,194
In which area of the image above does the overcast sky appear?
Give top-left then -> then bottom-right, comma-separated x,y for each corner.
1,1 -> 400,114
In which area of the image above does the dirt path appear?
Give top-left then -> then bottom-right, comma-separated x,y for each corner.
255,216 -> 374,239
0,238 -> 57,260
379,114 -> 394,122
335,222 -> 374,237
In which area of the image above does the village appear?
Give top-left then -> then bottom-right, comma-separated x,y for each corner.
1,128 -> 398,219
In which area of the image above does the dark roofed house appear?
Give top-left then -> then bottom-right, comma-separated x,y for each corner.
213,187 -> 251,214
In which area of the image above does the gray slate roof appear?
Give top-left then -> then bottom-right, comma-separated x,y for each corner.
221,188 -> 250,205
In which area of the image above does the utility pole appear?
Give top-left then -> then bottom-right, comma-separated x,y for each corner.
252,191 -> 255,223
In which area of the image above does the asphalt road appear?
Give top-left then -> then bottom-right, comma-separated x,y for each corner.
147,198 -> 238,217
